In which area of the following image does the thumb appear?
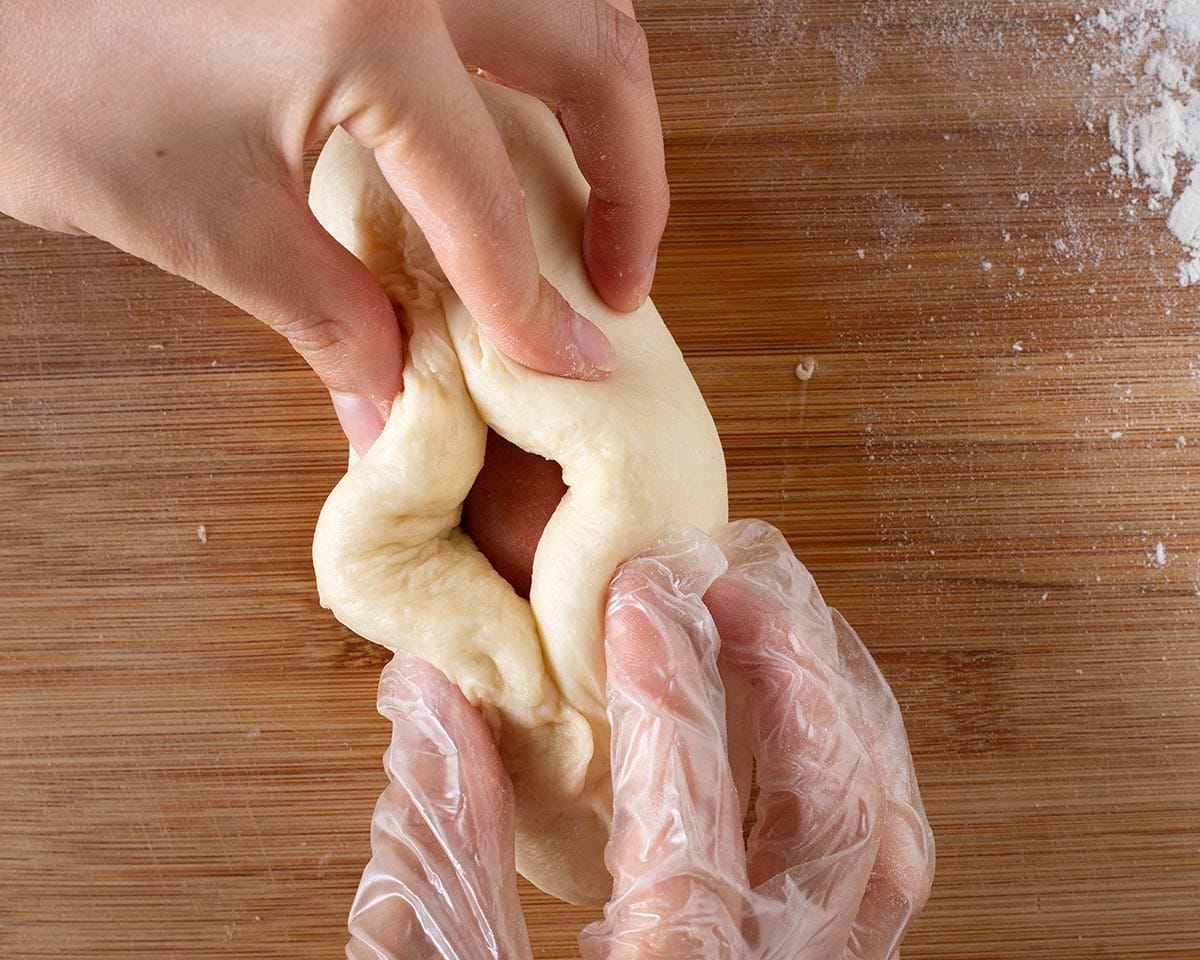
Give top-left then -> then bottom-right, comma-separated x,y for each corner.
347,654 -> 532,960
161,189 -> 404,455
268,204 -> 403,456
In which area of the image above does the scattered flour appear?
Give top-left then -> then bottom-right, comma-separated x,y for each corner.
1150,540 -> 1169,567
1089,1 -> 1200,285
197,523 -> 208,545
1164,0 -> 1200,47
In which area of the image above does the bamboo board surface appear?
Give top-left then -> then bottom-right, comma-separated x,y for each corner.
2,2 -> 1199,957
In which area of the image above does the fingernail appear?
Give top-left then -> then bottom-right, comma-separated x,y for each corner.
637,253 -> 658,306
329,390 -> 385,457
571,311 -> 618,375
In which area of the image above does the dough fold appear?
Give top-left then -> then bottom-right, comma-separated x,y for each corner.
310,79 -> 728,905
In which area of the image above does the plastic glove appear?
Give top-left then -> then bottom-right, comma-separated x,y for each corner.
345,653 -> 532,960
345,520 -> 934,959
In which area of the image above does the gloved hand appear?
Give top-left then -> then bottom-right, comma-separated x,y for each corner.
345,520 -> 935,960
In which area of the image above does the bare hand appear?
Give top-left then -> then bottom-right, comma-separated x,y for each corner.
0,0 -> 667,451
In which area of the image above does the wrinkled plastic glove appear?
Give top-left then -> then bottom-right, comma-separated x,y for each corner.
345,520 -> 934,960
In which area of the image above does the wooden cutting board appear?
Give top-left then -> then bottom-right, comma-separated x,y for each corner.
2,2 -> 1198,957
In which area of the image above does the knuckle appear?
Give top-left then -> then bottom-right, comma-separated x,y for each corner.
312,0 -> 411,43
277,313 -> 347,364
587,4 -> 653,89
351,104 -> 405,154
310,0 -> 442,83
910,863 -> 935,908
306,0 -> 373,61
646,177 -> 671,222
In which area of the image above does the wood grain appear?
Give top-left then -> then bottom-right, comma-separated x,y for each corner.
2,2 -> 1198,957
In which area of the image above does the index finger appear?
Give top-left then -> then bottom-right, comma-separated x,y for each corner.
346,655 -> 531,960
340,11 -> 617,381
830,611 -> 935,960
443,0 -> 669,311
708,520 -> 933,960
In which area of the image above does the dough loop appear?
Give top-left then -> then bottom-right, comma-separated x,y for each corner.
310,80 -> 727,905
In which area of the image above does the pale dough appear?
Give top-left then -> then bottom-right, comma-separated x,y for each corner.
309,79 -> 728,906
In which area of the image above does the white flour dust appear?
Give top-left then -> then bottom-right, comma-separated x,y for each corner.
1088,1 -> 1200,285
